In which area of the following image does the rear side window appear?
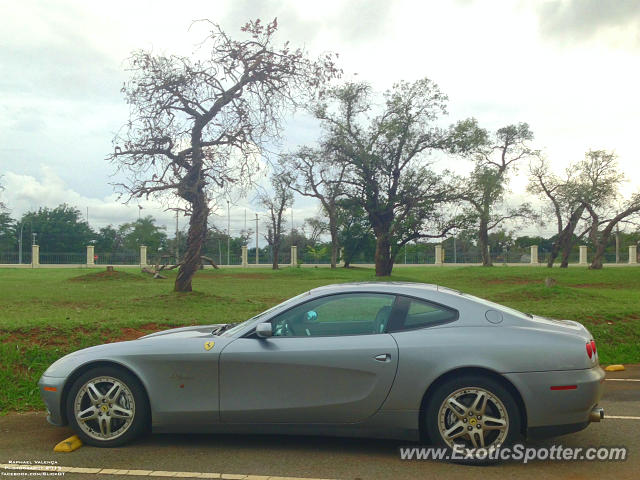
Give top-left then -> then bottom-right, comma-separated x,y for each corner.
388,296 -> 458,332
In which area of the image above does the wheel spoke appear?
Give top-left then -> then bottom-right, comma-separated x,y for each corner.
483,415 -> 507,430
99,416 -> 111,436
105,383 -> 122,403
471,392 -> 488,414
111,404 -> 133,419
444,421 -> 465,439
77,406 -> 98,422
86,383 -> 101,404
469,430 -> 479,448
447,398 -> 468,418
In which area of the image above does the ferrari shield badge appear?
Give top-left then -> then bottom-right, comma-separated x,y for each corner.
204,341 -> 215,351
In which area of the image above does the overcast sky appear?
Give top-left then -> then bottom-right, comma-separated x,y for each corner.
1,0 -> 639,241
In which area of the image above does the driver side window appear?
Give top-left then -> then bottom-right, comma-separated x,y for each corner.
271,293 -> 396,337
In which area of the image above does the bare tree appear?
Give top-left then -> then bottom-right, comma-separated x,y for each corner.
277,147 -> 347,267
258,175 -> 293,269
315,80 -> 464,276
302,215 -> 328,246
528,156 -> 586,267
453,119 -> 537,266
575,151 -> 640,269
108,18 -> 339,291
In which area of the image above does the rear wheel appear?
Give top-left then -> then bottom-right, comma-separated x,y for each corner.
66,366 -> 148,447
425,375 -> 521,462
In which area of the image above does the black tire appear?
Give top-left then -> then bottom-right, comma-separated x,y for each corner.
66,366 -> 149,447
424,374 -> 521,463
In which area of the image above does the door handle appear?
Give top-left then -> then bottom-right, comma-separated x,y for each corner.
374,353 -> 391,362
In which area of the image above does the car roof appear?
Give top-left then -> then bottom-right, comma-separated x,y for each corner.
308,282 -> 454,296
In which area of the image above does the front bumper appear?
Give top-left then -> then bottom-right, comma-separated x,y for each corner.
37,375 -> 68,427
504,366 -> 605,431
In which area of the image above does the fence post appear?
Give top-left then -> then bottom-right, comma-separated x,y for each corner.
530,245 -> 538,264
87,245 -> 95,266
241,246 -> 248,267
579,245 -> 588,265
435,245 -> 443,265
629,245 -> 637,265
291,245 -> 297,266
140,245 -> 148,267
32,244 -> 40,268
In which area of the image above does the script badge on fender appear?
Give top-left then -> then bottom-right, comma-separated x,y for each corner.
204,341 -> 215,351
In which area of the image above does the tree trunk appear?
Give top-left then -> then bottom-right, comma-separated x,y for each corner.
546,240 -> 561,268
272,242 -> 279,270
559,235 -> 574,268
329,218 -> 338,269
175,193 -> 209,292
590,243 -> 607,269
374,233 -> 393,276
479,220 -> 492,267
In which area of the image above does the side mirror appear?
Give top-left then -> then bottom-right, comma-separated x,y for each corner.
256,322 -> 273,338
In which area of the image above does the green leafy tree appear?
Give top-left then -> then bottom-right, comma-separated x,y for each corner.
0,211 -> 16,251
119,216 -> 167,254
19,204 -> 94,253
315,80 -> 463,276
453,119 -> 537,266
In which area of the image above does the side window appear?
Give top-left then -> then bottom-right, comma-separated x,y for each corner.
389,296 -> 457,332
270,293 -> 396,337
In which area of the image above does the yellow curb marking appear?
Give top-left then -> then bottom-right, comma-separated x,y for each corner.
604,364 -> 626,372
53,434 -> 83,452
0,464 -> 335,480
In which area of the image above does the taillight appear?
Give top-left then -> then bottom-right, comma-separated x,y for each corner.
586,342 -> 593,359
591,340 -> 597,355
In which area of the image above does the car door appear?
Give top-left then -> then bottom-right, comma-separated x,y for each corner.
219,292 -> 399,424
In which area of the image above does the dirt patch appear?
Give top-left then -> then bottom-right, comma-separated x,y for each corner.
69,270 -> 145,282
0,323 -> 176,346
569,283 -> 623,289
1,327 -> 76,347
108,323 -> 175,342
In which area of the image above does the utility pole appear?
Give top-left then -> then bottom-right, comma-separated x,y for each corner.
18,223 -> 25,264
615,222 -> 620,264
255,213 -> 259,265
227,200 -> 230,266
86,207 -> 89,225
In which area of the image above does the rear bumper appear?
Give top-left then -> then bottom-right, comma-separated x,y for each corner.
37,375 -> 67,427
504,366 -> 605,430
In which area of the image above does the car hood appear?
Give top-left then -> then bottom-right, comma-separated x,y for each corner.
138,324 -> 226,340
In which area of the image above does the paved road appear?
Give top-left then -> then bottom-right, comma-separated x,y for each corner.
2,366 -> 638,480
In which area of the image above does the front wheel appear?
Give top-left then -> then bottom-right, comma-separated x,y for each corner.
66,366 -> 149,447
425,375 -> 521,460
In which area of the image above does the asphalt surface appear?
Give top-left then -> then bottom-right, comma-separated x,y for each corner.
1,365 -> 639,480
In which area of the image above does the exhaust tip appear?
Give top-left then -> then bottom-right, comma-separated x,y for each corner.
590,407 -> 604,422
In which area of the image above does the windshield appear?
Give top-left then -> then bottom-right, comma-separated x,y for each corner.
219,290 -> 311,337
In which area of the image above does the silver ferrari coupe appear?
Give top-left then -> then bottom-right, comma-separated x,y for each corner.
39,282 -> 605,450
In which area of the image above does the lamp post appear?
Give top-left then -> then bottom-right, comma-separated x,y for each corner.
18,223 -> 25,264
227,200 -> 230,266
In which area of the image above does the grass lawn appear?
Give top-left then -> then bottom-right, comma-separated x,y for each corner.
1,265 -> 639,412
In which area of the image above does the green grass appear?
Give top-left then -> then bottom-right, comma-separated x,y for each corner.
1,265 -> 639,412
